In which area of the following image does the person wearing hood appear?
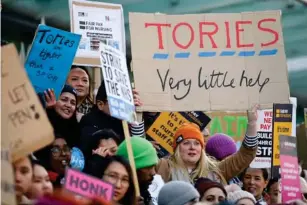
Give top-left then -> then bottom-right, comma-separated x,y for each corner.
43,84 -> 80,148
156,105 -> 260,185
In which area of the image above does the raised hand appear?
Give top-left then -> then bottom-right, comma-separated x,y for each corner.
44,89 -> 56,108
133,89 -> 143,106
247,104 -> 260,123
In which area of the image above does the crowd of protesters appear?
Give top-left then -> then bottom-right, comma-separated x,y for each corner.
8,64 -> 307,205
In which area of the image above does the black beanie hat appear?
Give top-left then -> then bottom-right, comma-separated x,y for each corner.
61,84 -> 78,100
95,83 -> 107,103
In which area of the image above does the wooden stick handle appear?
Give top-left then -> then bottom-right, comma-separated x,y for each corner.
122,121 -> 140,196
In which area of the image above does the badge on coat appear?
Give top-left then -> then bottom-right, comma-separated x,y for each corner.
70,147 -> 85,171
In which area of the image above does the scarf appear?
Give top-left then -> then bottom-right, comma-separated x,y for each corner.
77,97 -> 93,115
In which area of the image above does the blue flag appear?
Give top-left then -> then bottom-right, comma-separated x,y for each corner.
25,24 -> 81,99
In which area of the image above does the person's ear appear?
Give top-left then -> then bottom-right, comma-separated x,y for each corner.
97,100 -> 105,110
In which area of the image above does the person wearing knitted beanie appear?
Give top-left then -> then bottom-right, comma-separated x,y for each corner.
205,133 -> 237,161
117,136 -> 158,205
195,178 -> 227,204
205,134 -> 242,187
156,105 -> 259,186
227,190 -> 256,205
158,181 -> 200,205
173,123 -> 205,151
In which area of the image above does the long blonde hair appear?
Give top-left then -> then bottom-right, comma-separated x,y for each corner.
169,147 -> 224,183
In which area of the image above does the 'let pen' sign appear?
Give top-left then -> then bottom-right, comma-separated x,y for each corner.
25,25 -> 81,99
130,11 -> 290,112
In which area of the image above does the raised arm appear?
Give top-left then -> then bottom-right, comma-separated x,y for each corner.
218,105 -> 259,182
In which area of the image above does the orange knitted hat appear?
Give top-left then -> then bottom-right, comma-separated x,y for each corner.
173,122 -> 205,150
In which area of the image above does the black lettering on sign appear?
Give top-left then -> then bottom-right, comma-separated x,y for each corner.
37,29 -> 75,47
114,69 -> 128,87
120,85 -> 132,102
157,69 -> 192,100
8,83 -> 30,104
39,48 -> 62,60
8,104 -> 40,127
239,70 -> 270,92
105,79 -> 120,96
156,67 -> 271,100
198,67 -> 236,89
29,60 -> 43,69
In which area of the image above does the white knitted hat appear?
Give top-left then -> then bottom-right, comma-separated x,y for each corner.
227,190 -> 256,204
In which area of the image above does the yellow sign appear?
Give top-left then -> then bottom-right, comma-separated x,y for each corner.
147,112 -> 189,154
147,112 -> 210,156
272,104 -> 293,171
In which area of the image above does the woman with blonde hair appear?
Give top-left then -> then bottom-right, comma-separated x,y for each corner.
156,105 -> 259,185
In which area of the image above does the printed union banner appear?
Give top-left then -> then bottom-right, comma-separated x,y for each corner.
129,11 -> 290,112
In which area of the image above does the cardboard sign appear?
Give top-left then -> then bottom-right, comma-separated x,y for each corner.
1,100 -> 16,205
250,109 -> 273,168
129,11 -> 290,112
65,168 -> 114,201
271,104 -> 293,178
25,24 -> 81,99
279,135 -> 301,203
206,112 -> 248,145
1,148 -> 16,205
100,44 -> 135,123
146,111 -> 211,156
2,44 -> 54,161
70,0 -> 125,66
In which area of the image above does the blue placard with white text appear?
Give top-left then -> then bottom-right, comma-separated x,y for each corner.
25,24 -> 81,99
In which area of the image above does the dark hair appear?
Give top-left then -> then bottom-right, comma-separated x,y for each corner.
84,155 -> 136,205
70,65 -> 94,103
90,129 -> 121,151
195,177 -> 227,198
241,168 -> 269,181
267,177 -> 279,192
95,82 -> 107,103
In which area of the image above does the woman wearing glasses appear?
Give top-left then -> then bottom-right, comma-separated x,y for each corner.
84,155 -> 136,205
37,137 -> 72,188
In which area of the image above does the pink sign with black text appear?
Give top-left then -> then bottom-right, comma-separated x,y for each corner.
64,168 -> 114,201
279,135 -> 301,203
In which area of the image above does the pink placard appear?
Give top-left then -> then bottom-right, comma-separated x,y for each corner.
279,135 -> 302,203
64,168 -> 114,201
280,155 -> 301,202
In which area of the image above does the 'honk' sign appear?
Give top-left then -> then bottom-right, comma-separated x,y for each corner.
130,11 -> 290,112
65,168 -> 113,201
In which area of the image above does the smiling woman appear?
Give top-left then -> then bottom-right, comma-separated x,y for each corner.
43,84 -> 81,148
